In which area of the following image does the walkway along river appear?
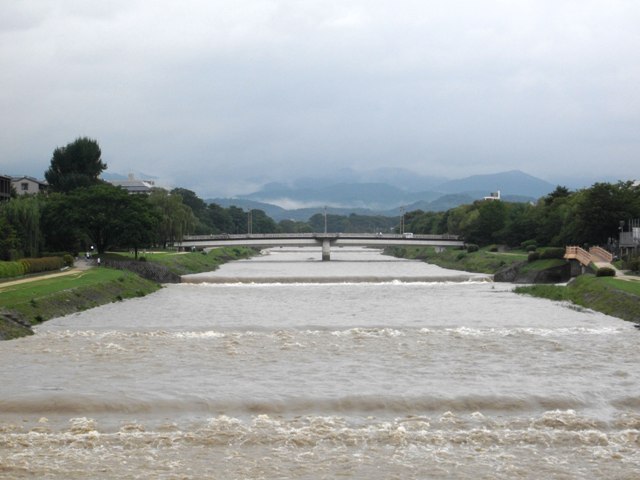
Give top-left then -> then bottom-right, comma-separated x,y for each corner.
0,247 -> 639,478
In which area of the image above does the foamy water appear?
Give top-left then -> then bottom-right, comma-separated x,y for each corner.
1,247 -> 639,479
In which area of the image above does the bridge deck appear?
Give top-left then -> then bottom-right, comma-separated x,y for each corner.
176,233 -> 464,250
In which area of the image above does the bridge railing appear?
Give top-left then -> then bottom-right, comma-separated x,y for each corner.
183,233 -> 317,241
564,246 -> 592,266
182,232 -> 461,241
589,246 -> 613,263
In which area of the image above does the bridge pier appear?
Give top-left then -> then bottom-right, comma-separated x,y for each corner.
322,239 -> 331,261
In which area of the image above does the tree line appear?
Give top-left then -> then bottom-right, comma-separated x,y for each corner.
0,138 -> 279,259
2,137 -> 638,261
404,183 -> 640,250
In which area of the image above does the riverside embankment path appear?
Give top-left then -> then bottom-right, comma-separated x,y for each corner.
0,259 -> 93,290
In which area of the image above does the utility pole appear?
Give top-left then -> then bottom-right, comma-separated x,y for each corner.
324,206 -> 328,234
247,209 -> 252,235
400,206 -> 405,235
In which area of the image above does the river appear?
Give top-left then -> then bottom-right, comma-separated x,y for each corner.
1,247 -> 639,479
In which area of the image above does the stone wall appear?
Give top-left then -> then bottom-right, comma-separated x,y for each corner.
101,259 -> 181,283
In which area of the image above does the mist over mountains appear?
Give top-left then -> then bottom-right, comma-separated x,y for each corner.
210,169 -> 557,222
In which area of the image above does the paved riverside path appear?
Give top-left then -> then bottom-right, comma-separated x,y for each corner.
0,259 -> 93,290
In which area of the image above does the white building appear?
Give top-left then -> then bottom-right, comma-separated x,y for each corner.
11,176 -> 47,195
483,190 -> 501,201
108,174 -> 155,194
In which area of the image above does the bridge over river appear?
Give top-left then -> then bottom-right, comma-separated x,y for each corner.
176,233 -> 465,261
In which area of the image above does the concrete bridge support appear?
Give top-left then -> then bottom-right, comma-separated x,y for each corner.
322,239 -> 331,261
568,259 -> 588,277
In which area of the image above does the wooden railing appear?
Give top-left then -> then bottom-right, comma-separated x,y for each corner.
564,246 -> 592,266
589,246 -> 613,263
565,246 -> 613,266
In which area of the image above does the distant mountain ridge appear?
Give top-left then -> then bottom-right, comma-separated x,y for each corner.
434,170 -> 554,198
208,169 -> 556,221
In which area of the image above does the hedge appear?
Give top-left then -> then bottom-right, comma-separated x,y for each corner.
540,247 -> 566,260
19,257 -> 65,274
596,267 -> 616,277
0,257 -> 66,279
0,261 -> 27,279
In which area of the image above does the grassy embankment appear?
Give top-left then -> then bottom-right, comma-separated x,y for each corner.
516,276 -> 640,323
0,247 -> 257,340
386,246 -> 527,273
104,246 -> 256,275
0,268 -> 160,340
387,245 -> 640,323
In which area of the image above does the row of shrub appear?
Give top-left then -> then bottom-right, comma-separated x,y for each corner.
0,256 -> 71,279
595,267 -> 616,277
528,247 -> 566,262
623,256 -> 640,272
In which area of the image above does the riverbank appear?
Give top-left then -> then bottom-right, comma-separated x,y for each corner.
516,275 -> 640,324
0,247 -> 258,340
386,245 -> 640,323
0,268 -> 160,340
385,246 -> 527,274
104,246 -> 257,276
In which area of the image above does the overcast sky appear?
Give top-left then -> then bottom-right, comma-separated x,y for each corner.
1,0 -> 639,196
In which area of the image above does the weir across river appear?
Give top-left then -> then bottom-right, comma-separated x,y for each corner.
175,232 -> 465,260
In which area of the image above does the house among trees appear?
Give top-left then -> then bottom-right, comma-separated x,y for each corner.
11,176 -> 47,196
619,218 -> 640,257
483,190 -> 501,201
0,175 -> 11,201
108,174 -> 155,194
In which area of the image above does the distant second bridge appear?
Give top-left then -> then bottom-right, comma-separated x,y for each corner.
175,233 -> 465,261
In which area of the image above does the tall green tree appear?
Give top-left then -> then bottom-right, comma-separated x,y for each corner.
227,206 -> 249,234
41,192 -> 83,253
572,181 -> 640,246
206,203 -> 234,233
148,188 -> 195,247
0,211 -> 18,260
171,188 -> 217,234
0,195 -> 44,257
278,219 -> 313,233
44,137 -> 107,193
114,194 -> 161,258
249,209 -> 279,233
42,184 -> 159,254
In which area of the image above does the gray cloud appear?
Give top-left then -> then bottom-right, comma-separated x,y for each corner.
1,0 -> 639,196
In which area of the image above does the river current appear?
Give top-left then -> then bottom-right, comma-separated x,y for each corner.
1,247 -> 639,479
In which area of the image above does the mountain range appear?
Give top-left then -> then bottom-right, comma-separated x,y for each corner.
209,169 -> 557,222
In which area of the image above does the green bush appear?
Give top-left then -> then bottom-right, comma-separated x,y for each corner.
0,261 -> 27,279
466,244 -> 479,253
623,256 -> 640,272
528,252 -> 540,262
540,248 -> 565,260
63,254 -> 74,267
527,245 -> 538,252
488,245 -> 499,252
521,240 -> 537,250
19,257 -> 65,274
596,267 -> 616,277
456,252 -> 467,260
